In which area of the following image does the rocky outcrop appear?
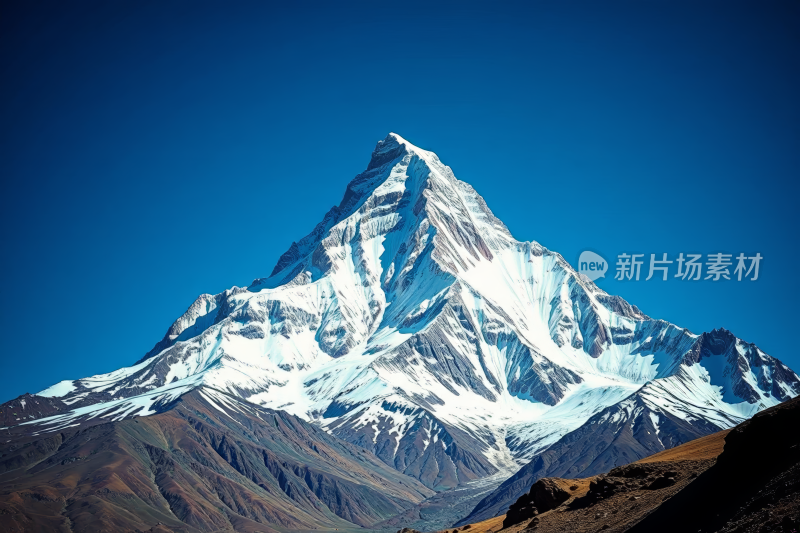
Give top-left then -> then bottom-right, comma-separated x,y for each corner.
502,478 -> 574,528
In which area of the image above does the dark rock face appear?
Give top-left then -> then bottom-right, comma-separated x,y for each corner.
326,399 -> 497,491
503,496 -> 538,529
503,337 -> 583,406
629,395 -> 800,533
0,393 -> 68,426
502,478 -> 572,528
682,328 -> 800,404
530,477 -> 573,511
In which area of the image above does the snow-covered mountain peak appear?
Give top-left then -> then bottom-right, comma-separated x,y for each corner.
253,132 -> 515,296
369,132 -> 436,168
19,133 -> 800,491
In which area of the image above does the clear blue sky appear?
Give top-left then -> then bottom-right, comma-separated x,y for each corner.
1,1 -> 798,401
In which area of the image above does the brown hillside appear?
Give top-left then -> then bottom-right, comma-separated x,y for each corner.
0,388 -> 432,533
634,429 -> 729,464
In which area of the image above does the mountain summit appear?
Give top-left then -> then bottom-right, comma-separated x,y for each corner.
16,133 -> 800,496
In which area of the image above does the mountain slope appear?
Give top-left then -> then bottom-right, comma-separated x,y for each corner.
0,387 -> 432,532
10,133 -> 800,501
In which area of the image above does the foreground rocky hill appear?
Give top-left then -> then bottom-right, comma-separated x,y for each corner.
451,395 -> 799,533
630,394 -> 800,533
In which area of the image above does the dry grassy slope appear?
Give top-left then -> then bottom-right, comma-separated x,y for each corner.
444,514 -> 507,533
633,429 -> 729,464
0,388 -> 432,533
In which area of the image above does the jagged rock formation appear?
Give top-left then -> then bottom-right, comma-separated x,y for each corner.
502,478 -> 574,528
